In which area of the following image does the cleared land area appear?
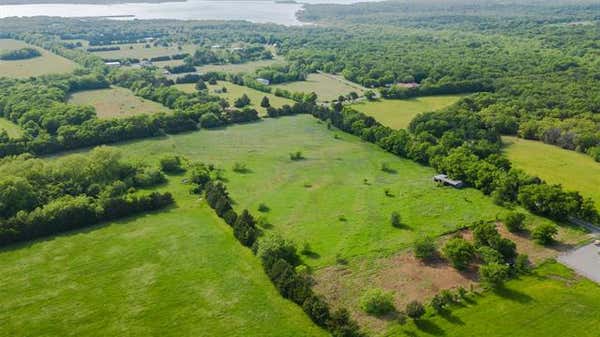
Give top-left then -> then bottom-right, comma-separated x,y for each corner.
351,95 -> 465,129
0,39 -> 76,78
196,58 -> 284,74
0,177 -> 326,337
390,261 -> 600,337
0,117 -> 23,138
503,136 -> 600,204
273,73 -> 367,102
68,86 -> 172,118
175,81 -> 294,116
90,43 -> 196,60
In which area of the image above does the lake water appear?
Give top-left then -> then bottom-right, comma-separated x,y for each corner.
0,0 -> 370,25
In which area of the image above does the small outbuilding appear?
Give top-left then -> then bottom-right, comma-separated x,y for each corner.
256,78 -> 270,85
433,174 -> 464,188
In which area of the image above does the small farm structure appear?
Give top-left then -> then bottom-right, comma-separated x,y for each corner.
433,174 -> 464,188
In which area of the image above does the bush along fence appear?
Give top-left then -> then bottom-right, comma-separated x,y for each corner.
190,172 -> 365,337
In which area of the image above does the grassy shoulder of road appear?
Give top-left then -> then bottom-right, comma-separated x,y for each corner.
68,86 -> 172,118
502,136 -> 600,205
0,176 -> 327,337
0,117 -> 23,138
351,95 -> 466,129
0,39 -> 76,78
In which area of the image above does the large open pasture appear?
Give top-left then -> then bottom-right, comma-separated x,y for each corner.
351,95 -> 465,129
0,177 -> 326,337
196,58 -> 284,74
90,43 -> 196,60
391,261 -> 600,337
175,81 -> 294,116
273,73 -> 367,102
68,86 -> 172,118
503,136 -> 600,204
0,117 -> 23,138
0,39 -> 76,78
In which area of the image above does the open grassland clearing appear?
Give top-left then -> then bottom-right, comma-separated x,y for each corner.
503,136 -> 600,205
0,176 -> 326,337
0,117 -> 23,138
351,95 -> 466,129
273,73 -> 367,102
68,86 -> 172,118
389,261 -> 600,337
196,58 -> 284,74
175,81 -> 294,116
89,42 -> 196,60
0,39 -> 76,78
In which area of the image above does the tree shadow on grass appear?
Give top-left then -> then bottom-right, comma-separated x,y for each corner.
438,310 -> 465,326
415,319 -> 446,336
494,286 -> 534,304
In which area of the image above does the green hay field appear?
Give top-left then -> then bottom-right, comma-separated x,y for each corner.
196,58 -> 284,74
0,117 -> 23,138
503,136 -> 600,204
0,39 -> 76,78
90,43 -> 196,60
0,177 -> 327,337
68,86 -> 172,118
351,95 -> 465,129
84,115 -> 567,269
392,261 -> 600,337
175,81 -> 294,116
273,73 -> 367,102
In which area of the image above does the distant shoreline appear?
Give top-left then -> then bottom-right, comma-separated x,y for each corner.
0,0 -> 185,4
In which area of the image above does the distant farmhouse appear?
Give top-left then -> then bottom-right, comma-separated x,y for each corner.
256,78 -> 270,85
433,174 -> 464,188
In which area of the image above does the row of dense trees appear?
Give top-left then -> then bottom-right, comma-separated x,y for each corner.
0,47 -> 41,60
0,147 -> 173,246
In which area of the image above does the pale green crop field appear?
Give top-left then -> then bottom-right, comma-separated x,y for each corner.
91,43 -> 196,60
273,73 -> 367,102
196,58 -> 284,74
351,95 -> 465,129
0,39 -> 77,78
0,117 -> 23,138
503,136 -> 600,205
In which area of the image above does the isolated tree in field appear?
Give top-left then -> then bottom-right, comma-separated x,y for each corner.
479,262 -> 509,289
234,94 -> 251,108
348,91 -> 359,101
532,223 -> 558,245
414,236 -> 436,261
360,288 -> 395,316
159,155 -> 184,173
405,300 -> 425,320
260,96 -> 270,108
442,237 -> 475,270
504,212 -> 526,232
195,79 -> 207,91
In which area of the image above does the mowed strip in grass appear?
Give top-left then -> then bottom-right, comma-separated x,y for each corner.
351,95 -> 466,129
0,117 -> 23,138
0,39 -> 76,78
89,43 -> 196,60
503,136 -> 600,204
273,73 -> 367,102
175,81 -> 294,116
94,115 -> 548,269
0,178 -> 327,337
390,261 -> 600,337
68,86 -> 172,118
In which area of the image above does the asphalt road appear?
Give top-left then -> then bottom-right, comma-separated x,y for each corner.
558,241 -> 600,284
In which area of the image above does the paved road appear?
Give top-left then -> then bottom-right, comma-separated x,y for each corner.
558,241 -> 600,284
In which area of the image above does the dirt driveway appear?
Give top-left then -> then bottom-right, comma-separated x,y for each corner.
558,241 -> 600,284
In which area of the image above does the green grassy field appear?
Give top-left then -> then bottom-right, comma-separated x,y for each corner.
196,58 -> 284,74
351,95 -> 465,129
78,115 -> 564,270
90,43 -> 196,60
273,73 -> 367,102
390,261 -> 600,337
175,81 -> 294,116
0,117 -> 23,138
503,136 -> 600,204
0,177 -> 326,337
0,39 -> 77,78
68,86 -> 172,118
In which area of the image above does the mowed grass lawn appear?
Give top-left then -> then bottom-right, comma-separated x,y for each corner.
0,39 -> 76,78
503,136 -> 600,204
0,178 -> 326,337
68,86 -> 172,118
90,43 -> 196,60
391,261 -> 600,337
0,117 -> 23,138
273,73 -> 367,102
96,115 -> 549,269
175,81 -> 294,116
351,95 -> 466,129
